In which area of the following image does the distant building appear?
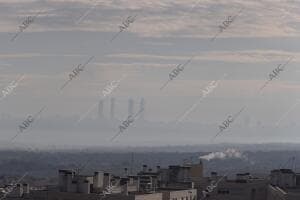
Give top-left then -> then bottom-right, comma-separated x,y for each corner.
7,160 -> 300,200
128,99 -> 134,117
198,171 -> 268,200
139,98 -> 145,120
267,169 -> 300,200
6,162 -> 197,200
270,169 -> 296,188
110,98 -> 115,120
98,100 -> 104,119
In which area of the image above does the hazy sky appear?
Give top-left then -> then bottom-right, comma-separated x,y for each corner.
0,0 -> 300,147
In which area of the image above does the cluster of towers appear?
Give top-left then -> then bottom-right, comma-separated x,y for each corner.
98,98 -> 145,120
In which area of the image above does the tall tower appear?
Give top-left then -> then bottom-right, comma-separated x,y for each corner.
110,98 -> 115,120
128,98 -> 134,117
139,98 -> 145,120
98,100 -> 104,119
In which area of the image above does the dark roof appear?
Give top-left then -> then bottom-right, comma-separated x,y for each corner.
169,165 -> 190,169
271,169 -> 294,174
279,169 -> 294,174
237,173 -> 250,176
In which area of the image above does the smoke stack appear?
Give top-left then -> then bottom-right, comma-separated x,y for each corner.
128,98 -> 134,116
98,100 -> 104,119
124,168 -> 128,176
110,98 -> 115,120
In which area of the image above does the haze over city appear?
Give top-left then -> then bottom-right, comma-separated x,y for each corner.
0,0 -> 299,147
1,1 -> 300,200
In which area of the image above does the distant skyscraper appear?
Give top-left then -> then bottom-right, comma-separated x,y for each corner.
128,98 -> 134,117
98,100 -> 104,119
110,98 -> 115,120
244,116 -> 251,127
139,98 -> 145,120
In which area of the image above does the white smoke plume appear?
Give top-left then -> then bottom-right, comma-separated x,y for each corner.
199,148 -> 247,161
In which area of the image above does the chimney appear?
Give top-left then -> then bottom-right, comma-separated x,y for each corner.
142,165 -> 147,172
199,159 -> 203,165
124,168 -> 128,176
